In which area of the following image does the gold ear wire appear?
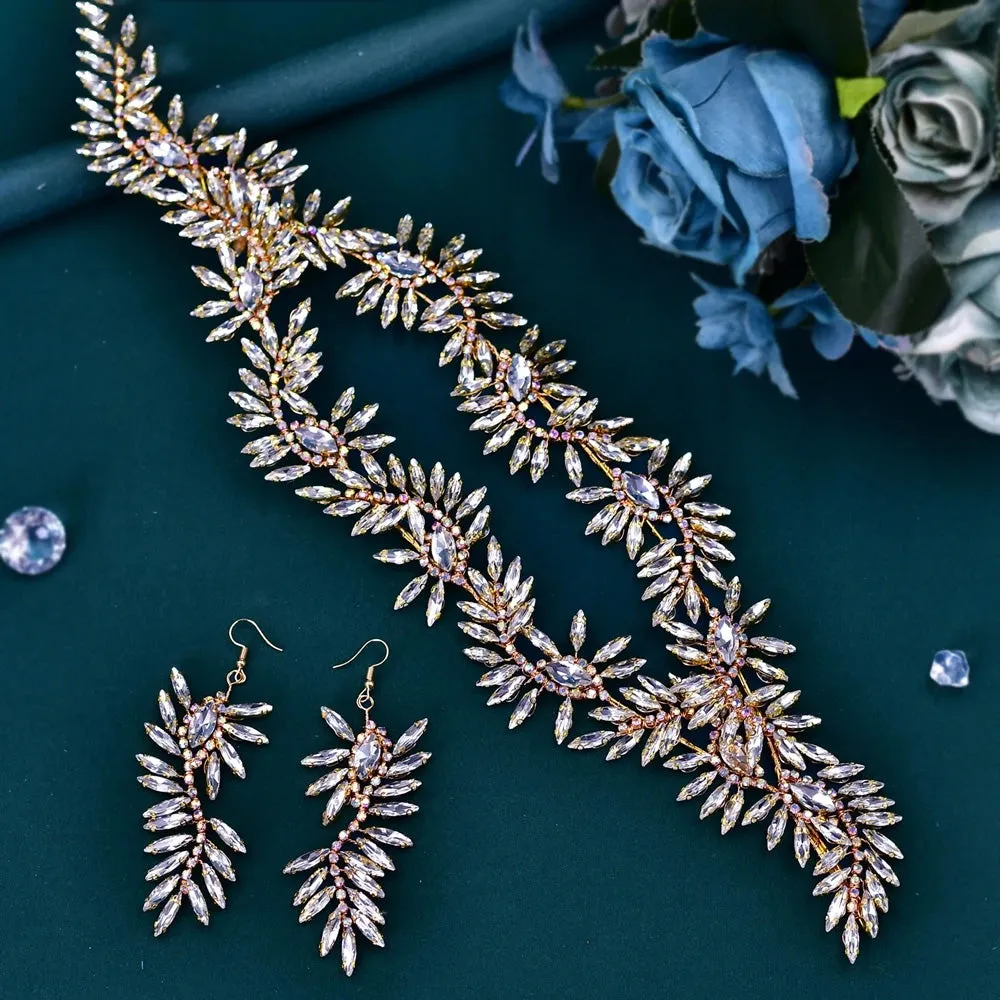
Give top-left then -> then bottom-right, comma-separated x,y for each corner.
226,618 -> 283,696
331,638 -> 389,720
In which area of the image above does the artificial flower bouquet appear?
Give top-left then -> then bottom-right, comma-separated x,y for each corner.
502,0 -> 1000,432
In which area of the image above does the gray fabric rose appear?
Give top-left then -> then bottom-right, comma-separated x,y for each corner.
872,43 -> 996,226
899,190 -> 1000,432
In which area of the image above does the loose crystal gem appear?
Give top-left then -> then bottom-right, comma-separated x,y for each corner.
929,649 -> 969,688
545,658 -> 592,688
296,426 -> 338,454
352,732 -> 382,781
715,616 -> 739,665
0,507 -> 66,575
505,354 -> 532,402
187,703 -> 218,748
146,137 -> 188,167
621,471 -> 660,510
376,250 -> 426,278
429,525 -> 457,571
790,782 -> 837,813
238,269 -> 263,309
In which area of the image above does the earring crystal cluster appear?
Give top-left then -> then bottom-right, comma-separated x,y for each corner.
137,620 -> 279,934
284,641 -> 430,976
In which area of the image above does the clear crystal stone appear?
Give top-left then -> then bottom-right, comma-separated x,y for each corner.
0,507 -> 66,575
296,426 -> 338,454
238,269 -> 263,309
505,354 -> 532,402
429,525 -> 457,571
376,250 -> 426,278
715,616 -> 739,664
621,471 -> 660,510
352,732 -> 382,781
187,703 -> 218,748
545,658 -> 592,688
929,649 -> 969,688
790,782 -> 837,813
146,137 -> 188,166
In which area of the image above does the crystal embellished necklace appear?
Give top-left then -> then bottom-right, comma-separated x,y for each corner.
73,0 -> 901,963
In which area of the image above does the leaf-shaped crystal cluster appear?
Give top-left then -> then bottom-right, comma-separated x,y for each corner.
286,709 -> 429,976
76,1 -> 900,963
138,667 -> 271,935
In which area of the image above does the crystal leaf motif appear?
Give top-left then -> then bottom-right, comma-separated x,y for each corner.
288,712 -> 429,975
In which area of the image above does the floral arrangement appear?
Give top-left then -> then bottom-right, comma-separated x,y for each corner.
501,0 -> 1000,433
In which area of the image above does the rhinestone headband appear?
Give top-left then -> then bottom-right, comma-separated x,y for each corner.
73,0 -> 901,963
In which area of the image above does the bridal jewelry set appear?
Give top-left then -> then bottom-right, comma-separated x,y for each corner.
73,0 -> 901,970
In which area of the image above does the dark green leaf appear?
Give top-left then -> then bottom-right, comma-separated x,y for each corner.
593,134 -> 620,197
651,0 -> 698,39
805,123 -> 949,336
589,39 -> 643,70
589,0 -> 697,68
693,0 -> 868,77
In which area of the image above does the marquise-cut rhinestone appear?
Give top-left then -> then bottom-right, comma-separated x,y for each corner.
621,471 -> 660,510
790,782 -> 837,813
505,354 -> 532,402
186,703 -> 218,748
544,658 -> 592,688
296,426 -> 339,454
429,525 -> 457,572
238,269 -> 263,309
352,732 -> 382,782
376,250 -> 426,278
715,616 -> 739,665
145,137 -> 188,166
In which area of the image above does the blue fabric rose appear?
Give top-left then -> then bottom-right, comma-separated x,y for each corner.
499,12 -> 590,183
612,34 -> 855,283
773,285 -> 883,360
692,277 -> 797,398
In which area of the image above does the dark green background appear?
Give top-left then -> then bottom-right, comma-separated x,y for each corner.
2,2 -> 998,998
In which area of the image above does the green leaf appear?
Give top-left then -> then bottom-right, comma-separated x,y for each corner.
588,0 -> 697,69
876,6 -> 976,53
805,124 -> 949,336
589,39 -> 644,71
835,76 -> 885,118
651,0 -> 698,39
593,134 -> 621,196
693,0 -> 868,77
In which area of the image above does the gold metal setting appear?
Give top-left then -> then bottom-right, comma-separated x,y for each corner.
78,1 -> 900,962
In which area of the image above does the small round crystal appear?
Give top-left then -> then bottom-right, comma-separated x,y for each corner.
0,506 -> 67,576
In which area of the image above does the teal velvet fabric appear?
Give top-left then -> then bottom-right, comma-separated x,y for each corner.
1,3 -> 999,998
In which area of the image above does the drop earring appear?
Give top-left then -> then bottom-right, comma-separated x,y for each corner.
137,618 -> 282,935
284,638 -> 430,976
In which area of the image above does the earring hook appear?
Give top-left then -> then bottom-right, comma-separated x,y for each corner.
332,639 -> 389,722
226,618 -> 283,698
